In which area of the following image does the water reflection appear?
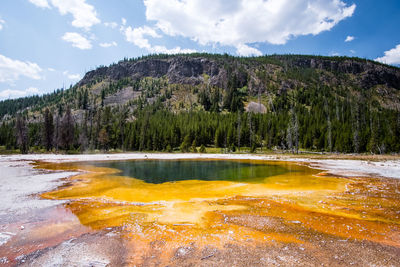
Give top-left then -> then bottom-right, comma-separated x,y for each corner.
88,160 -> 289,183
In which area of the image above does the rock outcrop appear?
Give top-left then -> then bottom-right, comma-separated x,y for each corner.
78,55 -> 400,95
275,56 -> 400,89
79,57 -> 228,88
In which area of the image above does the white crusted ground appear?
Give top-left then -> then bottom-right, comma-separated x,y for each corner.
0,153 -> 399,266
1,153 -> 399,179
0,157 -> 76,220
0,152 -> 398,223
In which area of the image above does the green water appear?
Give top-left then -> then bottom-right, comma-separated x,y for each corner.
90,160 -> 289,184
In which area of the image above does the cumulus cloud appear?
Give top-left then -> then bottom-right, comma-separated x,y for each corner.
123,25 -> 195,54
28,0 -> 50,8
150,45 -> 196,54
236,44 -> 262,57
0,87 -> 40,100
143,0 -> 355,55
345,35 -> 355,42
25,87 -> 40,94
100,41 -> 117,48
104,22 -> 118,29
28,0 -> 100,30
125,26 -> 161,49
0,54 -> 42,83
68,73 -> 81,80
62,32 -> 92,49
0,18 -> 5,30
375,44 -> 400,65
63,71 -> 81,80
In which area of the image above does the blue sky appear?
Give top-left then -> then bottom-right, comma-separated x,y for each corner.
0,0 -> 399,100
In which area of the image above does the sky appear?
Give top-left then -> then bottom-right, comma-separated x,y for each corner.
0,0 -> 399,100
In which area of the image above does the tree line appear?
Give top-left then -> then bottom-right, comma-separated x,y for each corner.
2,96 -> 399,154
0,54 -> 399,154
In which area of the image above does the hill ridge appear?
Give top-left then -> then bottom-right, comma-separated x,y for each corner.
0,53 -> 399,154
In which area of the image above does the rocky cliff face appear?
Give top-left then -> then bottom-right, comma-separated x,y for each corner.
276,56 -> 400,89
78,55 -> 400,94
79,57 -> 228,88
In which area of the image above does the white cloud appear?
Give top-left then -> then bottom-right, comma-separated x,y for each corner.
123,25 -> 195,54
28,0 -> 50,8
0,89 -> 27,99
26,87 -> 40,94
143,0 -> 355,55
0,87 -> 40,100
151,45 -> 196,54
63,71 -> 81,80
104,22 -> 118,29
47,67 -> 56,72
345,35 -> 355,42
350,49 -> 356,54
121,18 -> 127,26
0,54 -> 42,83
68,73 -> 81,80
28,0 -> 100,30
100,41 -> 117,48
124,26 -> 161,49
51,0 -> 100,29
375,44 -> 400,65
236,44 -> 262,56
62,32 -> 92,49
0,19 -> 5,30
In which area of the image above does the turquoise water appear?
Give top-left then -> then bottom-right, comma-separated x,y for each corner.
90,160 -> 289,184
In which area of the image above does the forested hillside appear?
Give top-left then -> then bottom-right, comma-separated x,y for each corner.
1,53 -> 399,154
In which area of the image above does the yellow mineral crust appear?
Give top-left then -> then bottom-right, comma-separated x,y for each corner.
37,159 -> 400,254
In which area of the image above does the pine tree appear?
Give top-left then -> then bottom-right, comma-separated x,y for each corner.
191,140 -> 197,153
101,89 -> 105,107
199,144 -> 206,153
54,115 -> 60,151
210,88 -> 220,113
98,127 -> 109,151
43,108 -> 54,151
16,115 -> 29,154
180,134 -> 191,152
79,111 -> 89,151
286,108 -> 299,153
60,107 -> 74,151
82,89 -> 89,110
237,112 -> 241,151
199,89 -> 211,111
